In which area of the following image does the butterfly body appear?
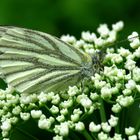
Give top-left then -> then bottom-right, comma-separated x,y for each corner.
0,27 -> 99,94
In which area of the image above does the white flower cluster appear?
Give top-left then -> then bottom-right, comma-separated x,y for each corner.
61,21 -> 124,55
0,21 -> 140,140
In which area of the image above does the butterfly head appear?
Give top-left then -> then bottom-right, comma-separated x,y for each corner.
91,50 -> 105,74
81,50 -> 105,78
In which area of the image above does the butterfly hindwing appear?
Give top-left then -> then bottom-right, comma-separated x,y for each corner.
0,26 -> 90,94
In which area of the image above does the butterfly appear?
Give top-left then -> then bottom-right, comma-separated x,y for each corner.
0,26 -> 103,94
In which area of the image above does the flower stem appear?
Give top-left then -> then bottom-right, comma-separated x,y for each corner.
121,109 -> 126,137
91,133 -> 98,140
135,119 -> 140,134
115,113 -> 120,133
99,97 -> 106,122
82,130 -> 93,140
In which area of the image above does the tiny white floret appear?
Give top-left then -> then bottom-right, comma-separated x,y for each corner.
20,112 -> 30,121
125,127 -> 135,135
31,110 -> 42,119
75,122 -> 85,131
1,120 -> 11,131
128,135 -> 137,140
89,122 -> 101,132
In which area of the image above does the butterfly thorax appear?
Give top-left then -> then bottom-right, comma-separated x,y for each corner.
80,51 -> 104,78
81,62 -> 93,77
92,51 -> 104,74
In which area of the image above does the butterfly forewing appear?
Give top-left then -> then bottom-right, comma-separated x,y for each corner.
0,26 -> 92,94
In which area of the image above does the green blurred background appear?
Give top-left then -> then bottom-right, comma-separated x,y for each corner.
0,0 -> 140,38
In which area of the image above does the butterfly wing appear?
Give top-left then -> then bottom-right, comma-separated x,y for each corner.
0,26 -> 91,94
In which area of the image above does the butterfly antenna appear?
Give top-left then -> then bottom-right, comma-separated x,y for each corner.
96,35 -> 140,64
114,35 -> 139,45
100,35 -> 140,53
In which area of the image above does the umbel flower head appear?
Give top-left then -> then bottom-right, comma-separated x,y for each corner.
0,21 -> 140,140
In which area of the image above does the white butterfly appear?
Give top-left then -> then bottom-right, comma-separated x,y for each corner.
0,26 -> 101,94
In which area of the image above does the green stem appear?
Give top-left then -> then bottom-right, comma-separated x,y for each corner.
135,97 -> 140,101
120,108 -> 125,137
82,130 -> 93,140
115,113 -> 120,133
99,97 -> 106,122
44,105 -> 56,119
91,133 -> 98,140
44,105 -> 60,125
80,112 -> 88,121
135,119 -> 140,134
